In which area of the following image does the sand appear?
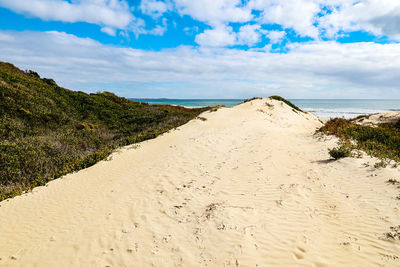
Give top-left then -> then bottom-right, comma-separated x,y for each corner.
1,98 -> 400,266
353,112 -> 400,127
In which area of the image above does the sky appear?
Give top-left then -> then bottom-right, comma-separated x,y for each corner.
0,0 -> 400,99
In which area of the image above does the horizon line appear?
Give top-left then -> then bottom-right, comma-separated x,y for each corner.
129,98 -> 400,100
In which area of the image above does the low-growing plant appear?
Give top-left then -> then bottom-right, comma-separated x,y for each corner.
328,146 -> 351,160
386,179 -> 400,185
243,97 -> 263,103
269,95 -> 304,112
374,160 -> 388,169
197,116 -> 207,121
385,226 -> 400,240
265,102 -> 274,108
209,105 -> 224,112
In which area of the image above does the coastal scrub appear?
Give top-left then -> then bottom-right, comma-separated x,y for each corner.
0,62 -> 209,200
319,118 -> 400,163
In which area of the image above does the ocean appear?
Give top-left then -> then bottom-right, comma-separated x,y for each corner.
130,98 -> 400,119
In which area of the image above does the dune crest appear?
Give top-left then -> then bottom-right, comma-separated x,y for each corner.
1,98 -> 399,266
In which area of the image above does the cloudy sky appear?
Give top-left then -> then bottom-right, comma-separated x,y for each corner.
0,0 -> 399,98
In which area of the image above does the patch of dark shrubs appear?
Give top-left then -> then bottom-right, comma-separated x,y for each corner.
0,61 -> 209,200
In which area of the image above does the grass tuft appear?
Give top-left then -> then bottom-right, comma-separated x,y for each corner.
328,146 -> 351,160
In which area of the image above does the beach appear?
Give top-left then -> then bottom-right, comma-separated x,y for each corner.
132,98 -> 400,119
1,98 -> 399,266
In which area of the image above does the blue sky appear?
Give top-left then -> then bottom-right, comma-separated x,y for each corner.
0,0 -> 400,98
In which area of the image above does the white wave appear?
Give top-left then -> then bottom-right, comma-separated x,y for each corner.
303,108 -> 389,119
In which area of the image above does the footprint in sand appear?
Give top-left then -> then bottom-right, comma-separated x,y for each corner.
293,246 -> 307,260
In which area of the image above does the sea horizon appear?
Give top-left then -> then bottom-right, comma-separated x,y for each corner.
130,98 -> 400,119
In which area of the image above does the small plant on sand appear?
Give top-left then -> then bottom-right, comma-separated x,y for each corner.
197,116 -> 207,121
386,179 -> 400,185
243,97 -> 263,103
374,160 -> 388,169
209,105 -> 225,112
328,146 -> 351,160
265,102 -> 274,108
385,226 -> 400,240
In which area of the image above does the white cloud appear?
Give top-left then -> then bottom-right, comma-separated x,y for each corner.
183,26 -> 199,35
148,24 -> 168,36
1,30 -> 400,98
267,30 -> 286,44
173,0 -> 400,41
195,25 -> 237,47
237,24 -> 263,46
140,0 -> 171,18
246,0 -> 400,40
173,0 -> 252,26
128,17 -> 168,37
0,0 -> 134,35
319,0 -> 400,40
101,27 -> 116,36
2,0 -> 399,42
0,32 -> 14,41
248,0 -> 321,38
195,24 -> 264,47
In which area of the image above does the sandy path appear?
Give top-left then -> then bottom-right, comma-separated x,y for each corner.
1,98 -> 400,266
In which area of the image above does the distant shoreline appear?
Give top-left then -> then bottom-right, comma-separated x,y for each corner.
130,98 -> 400,119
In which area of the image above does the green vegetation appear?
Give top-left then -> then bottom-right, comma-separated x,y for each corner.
269,95 -> 303,112
328,146 -> 351,160
243,97 -> 263,103
319,118 -> 400,163
0,62 -> 209,200
242,96 -> 304,113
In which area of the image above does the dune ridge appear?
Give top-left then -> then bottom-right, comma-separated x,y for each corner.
0,98 -> 399,266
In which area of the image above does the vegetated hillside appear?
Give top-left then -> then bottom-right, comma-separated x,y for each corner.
0,62 -> 209,200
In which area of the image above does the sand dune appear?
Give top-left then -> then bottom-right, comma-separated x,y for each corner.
1,98 -> 400,266
354,112 -> 400,127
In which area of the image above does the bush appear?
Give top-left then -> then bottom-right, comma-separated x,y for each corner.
328,146 -> 351,160
243,97 -> 263,103
269,95 -> 303,112
42,78 -> 57,86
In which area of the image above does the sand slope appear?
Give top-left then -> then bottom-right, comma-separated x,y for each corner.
353,112 -> 400,127
1,98 -> 400,266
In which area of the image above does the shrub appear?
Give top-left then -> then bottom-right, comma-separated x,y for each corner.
395,119 -> 400,130
243,97 -> 263,103
42,78 -> 57,86
269,95 -> 303,112
374,160 -> 388,168
328,146 -> 351,160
